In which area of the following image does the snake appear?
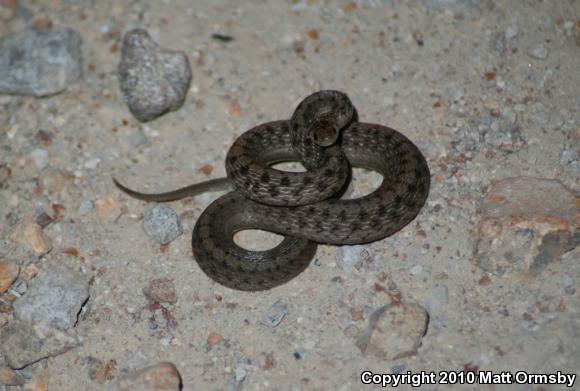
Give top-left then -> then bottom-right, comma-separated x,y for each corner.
114,90 -> 430,291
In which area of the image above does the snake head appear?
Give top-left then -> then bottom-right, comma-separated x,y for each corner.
309,118 -> 340,147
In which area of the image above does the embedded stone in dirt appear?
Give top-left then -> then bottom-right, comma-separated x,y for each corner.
111,362 -> 182,391
474,177 -> 579,275
0,27 -> 82,96
355,302 -> 429,360
13,264 -> 89,330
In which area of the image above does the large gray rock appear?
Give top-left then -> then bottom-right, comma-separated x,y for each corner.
118,29 -> 192,122
0,321 -> 80,369
13,264 -> 89,330
0,27 -> 82,96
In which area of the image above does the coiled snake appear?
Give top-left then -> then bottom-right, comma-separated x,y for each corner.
114,90 -> 430,291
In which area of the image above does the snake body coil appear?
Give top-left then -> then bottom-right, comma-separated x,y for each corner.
115,90 -> 430,291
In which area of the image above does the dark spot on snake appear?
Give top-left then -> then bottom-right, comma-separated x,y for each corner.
260,172 -> 270,183
308,206 -> 316,214
321,208 -> 330,219
406,183 -> 417,193
268,187 -> 279,198
239,165 -> 249,175
324,168 -> 334,177
302,176 -> 313,185
338,210 -> 347,222
377,205 -> 387,217
394,195 -> 403,204
358,211 -> 368,220
280,176 -> 291,187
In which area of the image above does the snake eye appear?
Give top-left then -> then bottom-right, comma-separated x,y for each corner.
310,120 -> 340,147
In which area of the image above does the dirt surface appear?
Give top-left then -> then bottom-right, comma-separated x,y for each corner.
1,1 -> 579,390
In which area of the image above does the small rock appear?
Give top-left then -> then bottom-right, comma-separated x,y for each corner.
0,27 -> 82,96
84,157 -> 101,170
0,321 -> 80,369
234,366 -> 247,383
0,365 -> 25,386
10,221 -> 52,256
128,131 -> 149,147
118,29 -> 192,122
111,362 -> 182,391
527,43 -> 549,60
409,264 -> 423,275
423,285 -> 449,316
474,177 -> 579,275
78,198 -> 94,215
96,195 -> 122,220
355,303 -> 429,360
0,259 -> 20,295
335,245 -> 371,272
261,301 -> 288,328
143,204 -> 183,245
13,263 -> 89,330
143,278 -> 177,304
29,149 -> 49,170
559,149 -> 578,165
505,25 -> 519,40
207,332 -> 223,346
492,33 -> 505,54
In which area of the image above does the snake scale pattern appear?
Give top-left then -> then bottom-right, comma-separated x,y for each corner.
114,90 -> 430,291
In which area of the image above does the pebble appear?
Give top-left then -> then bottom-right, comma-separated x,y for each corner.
128,131 -> 149,147
95,195 -> 122,221
0,321 -> 80,369
0,27 -> 82,96
0,365 -> 25,386
559,148 -> 578,165
505,24 -> 519,40
84,157 -> 101,170
409,264 -> 423,275
492,33 -> 506,54
0,259 -> 20,295
29,149 -> 49,170
13,263 -> 89,330
355,303 -> 429,360
10,221 -> 52,256
261,301 -> 289,328
335,245 -> 370,272
207,332 -> 223,346
111,362 -> 182,391
527,43 -> 549,60
118,29 -> 192,122
423,285 -> 449,316
78,198 -> 94,215
143,204 -> 183,245
474,177 -> 579,275
234,366 -> 247,383
143,278 -> 177,304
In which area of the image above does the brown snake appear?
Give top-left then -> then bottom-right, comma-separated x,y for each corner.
114,90 -> 430,291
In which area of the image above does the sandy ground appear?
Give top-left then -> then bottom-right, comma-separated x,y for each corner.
1,0 -> 579,390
